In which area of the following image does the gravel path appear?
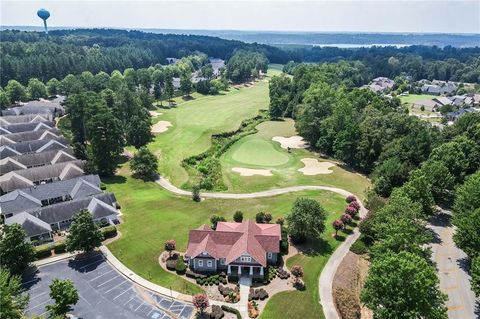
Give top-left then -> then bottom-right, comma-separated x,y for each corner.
155,176 -> 367,319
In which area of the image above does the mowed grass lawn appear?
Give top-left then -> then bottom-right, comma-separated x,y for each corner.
105,164 -> 348,311
222,119 -> 371,198
148,68 -> 281,188
399,94 -> 435,104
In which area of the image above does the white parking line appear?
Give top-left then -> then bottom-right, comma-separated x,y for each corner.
26,298 -> 50,312
79,294 -> 92,306
97,275 -> 120,287
104,280 -> 129,293
134,301 -> 145,312
113,287 -> 132,300
89,269 -> 114,282
29,291 -> 48,301
79,258 -> 105,269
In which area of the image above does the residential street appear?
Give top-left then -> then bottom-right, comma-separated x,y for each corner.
428,211 -> 479,319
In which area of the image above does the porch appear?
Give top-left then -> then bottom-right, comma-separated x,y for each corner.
227,264 -> 264,278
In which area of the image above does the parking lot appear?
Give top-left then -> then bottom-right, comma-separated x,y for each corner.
23,253 -> 194,319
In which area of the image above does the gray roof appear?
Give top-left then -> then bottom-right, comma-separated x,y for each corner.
22,192 -> 118,225
0,137 -> 69,159
0,160 -> 84,193
0,128 -> 61,144
0,122 -> 54,135
0,148 -> 75,174
0,174 -> 102,216
5,212 -> 52,237
1,97 -> 65,116
0,114 -> 52,125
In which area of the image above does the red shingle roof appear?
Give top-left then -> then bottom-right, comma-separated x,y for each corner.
186,220 -> 281,267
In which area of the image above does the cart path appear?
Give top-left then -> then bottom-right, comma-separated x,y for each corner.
155,176 -> 368,319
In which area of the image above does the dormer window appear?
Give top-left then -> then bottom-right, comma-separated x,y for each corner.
201,251 -> 208,256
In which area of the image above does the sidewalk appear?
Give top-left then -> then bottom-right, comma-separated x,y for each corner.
33,251 -> 76,267
99,246 -> 193,303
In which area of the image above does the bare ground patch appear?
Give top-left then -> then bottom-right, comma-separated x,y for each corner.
149,111 -> 163,117
272,135 -> 308,149
298,158 -> 335,175
151,121 -> 172,134
232,167 -> 273,176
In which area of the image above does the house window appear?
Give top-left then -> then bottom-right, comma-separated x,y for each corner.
220,259 -> 225,265
198,260 -> 203,267
207,260 -> 213,267
267,252 -> 273,259
240,256 -> 251,262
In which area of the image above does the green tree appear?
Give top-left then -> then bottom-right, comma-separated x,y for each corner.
5,80 -> 27,103
93,71 -> 110,92
130,147 -> 158,181
268,75 -> 291,118
0,269 -> 29,319
27,78 -> 47,100
86,108 -> 124,176
126,113 -> 152,148
286,197 -> 326,243
65,210 -> 103,253
123,68 -> 138,90
164,74 -> 174,104
453,208 -> 480,259
453,171 -> 480,218
46,78 -> 60,96
420,160 -> 455,203
180,71 -> 192,97
46,279 -> 79,318
136,68 -> 152,90
60,74 -> 83,95
152,69 -> 164,101
361,251 -> 448,319
0,224 -> 36,275
0,88 -> 10,109
471,256 -> 480,297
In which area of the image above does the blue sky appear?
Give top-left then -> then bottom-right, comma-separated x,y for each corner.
1,1 -> 479,33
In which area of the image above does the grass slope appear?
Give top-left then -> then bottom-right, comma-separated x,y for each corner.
148,71 -> 280,188
105,164 -> 347,302
222,119 -> 370,198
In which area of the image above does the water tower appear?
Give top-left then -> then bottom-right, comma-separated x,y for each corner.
37,9 -> 50,34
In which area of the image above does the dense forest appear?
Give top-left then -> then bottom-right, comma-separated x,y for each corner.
269,61 -> 480,317
2,28 -> 480,86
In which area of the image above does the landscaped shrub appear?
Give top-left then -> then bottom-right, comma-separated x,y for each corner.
100,182 -> 107,190
277,268 -> 290,280
350,234 -> 372,255
175,258 -> 187,274
210,304 -> 224,319
221,305 -> 241,319
248,288 -> 269,301
218,284 -> 240,297
166,254 -> 179,271
334,288 -> 361,319
35,244 -> 52,259
280,226 -> 289,253
100,225 -> 117,239
53,240 -> 66,254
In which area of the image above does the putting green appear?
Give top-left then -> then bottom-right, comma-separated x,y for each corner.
230,137 -> 290,167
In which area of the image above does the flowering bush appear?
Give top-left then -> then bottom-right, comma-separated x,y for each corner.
349,200 -> 361,211
345,205 -> 358,216
346,195 -> 357,203
341,213 -> 353,225
333,220 -> 344,236
193,293 -> 209,313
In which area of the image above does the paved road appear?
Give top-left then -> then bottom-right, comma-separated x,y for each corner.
428,211 -> 479,319
156,176 -> 366,319
24,253 -> 194,319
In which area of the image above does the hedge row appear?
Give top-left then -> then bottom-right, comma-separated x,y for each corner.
35,244 -> 52,259
196,273 -> 227,286
221,305 -> 241,319
101,225 -> 117,239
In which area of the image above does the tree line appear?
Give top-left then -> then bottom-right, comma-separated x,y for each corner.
269,61 -> 480,317
2,29 -> 480,87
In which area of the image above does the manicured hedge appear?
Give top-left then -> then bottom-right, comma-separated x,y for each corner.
35,244 -> 52,259
176,258 -> 187,274
101,225 -> 117,239
53,240 -> 66,254
221,305 -> 241,319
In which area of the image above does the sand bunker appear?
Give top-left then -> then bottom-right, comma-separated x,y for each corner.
232,167 -> 273,177
149,111 -> 162,117
151,121 -> 172,134
272,136 -> 308,149
298,158 -> 335,175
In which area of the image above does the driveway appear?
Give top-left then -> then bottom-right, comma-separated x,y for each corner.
23,253 -> 194,319
428,212 -> 479,319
